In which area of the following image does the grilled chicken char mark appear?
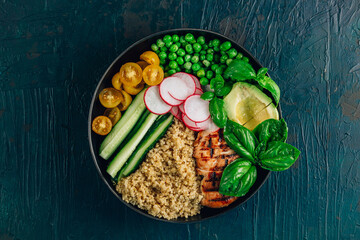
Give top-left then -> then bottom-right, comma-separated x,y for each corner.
194,130 -> 239,208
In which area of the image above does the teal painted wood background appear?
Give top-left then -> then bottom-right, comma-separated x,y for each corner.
1,0 -> 360,239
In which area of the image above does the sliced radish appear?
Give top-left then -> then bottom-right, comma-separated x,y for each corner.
203,119 -> 220,133
178,103 -> 185,114
195,88 -> 203,95
184,94 -> 211,122
191,75 -> 201,89
159,77 -> 184,106
182,114 -> 202,131
170,106 -> 182,120
168,73 -> 196,100
144,86 -> 172,114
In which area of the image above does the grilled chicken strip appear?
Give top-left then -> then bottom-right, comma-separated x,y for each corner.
193,130 -> 239,208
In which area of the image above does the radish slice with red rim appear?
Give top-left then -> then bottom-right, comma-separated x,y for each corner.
170,106 -> 182,120
159,77 -> 184,106
195,88 -> 203,95
182,114 -> 202,131
184,94 -> 210,122
144,86 -> 172,115
190,75 -> 201,89
178,103 -> 185,113
169,73 -> 196,100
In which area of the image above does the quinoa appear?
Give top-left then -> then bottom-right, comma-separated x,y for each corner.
116,118 -> 203,220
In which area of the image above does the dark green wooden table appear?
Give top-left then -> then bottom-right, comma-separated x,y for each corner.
1,0 -> 360,239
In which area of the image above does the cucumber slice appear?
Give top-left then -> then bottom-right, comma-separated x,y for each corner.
106,113 -> 159,178
118,114 -> 173,179
99,88 -> 146,160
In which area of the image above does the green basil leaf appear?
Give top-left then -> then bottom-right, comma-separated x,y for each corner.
219,159 -> 257,197
257,76 -> 280,105
224,120 -> 258,161
210,75 -> 225,90
253,118 -> 288,143
209,97 -> 227,128
223,59 -> 256,81
258,141 -> 301,171
257,67 -> 268,77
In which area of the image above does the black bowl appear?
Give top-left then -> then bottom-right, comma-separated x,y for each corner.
88,28 -> 280,223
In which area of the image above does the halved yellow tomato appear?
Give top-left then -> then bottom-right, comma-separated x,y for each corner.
142,65 -> 164,86
112,72 -> 122,90
123,82 -> 145,95
119,90 -> 132,111
99,88 -> 124,108
119,62 -> 143,87
92,116 -> 112,135
136,61 -> 150,70
104,107 -> 121,126
140,51 -> 160,65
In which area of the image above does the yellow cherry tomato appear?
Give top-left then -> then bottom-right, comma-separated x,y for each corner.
123,82 -> 145,95
119,90 -> 132,111
99,88 -> 124,108
140,51 -> 160,65
92,116 -> 112,135
112,72 -> 122,90
136,61 -> 150,70
104,107 -> 121,126
142,65 -> 164,86
119,62 -> 143,87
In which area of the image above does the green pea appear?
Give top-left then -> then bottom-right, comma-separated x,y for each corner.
200,55 -> 206,61
184,62 -> 192,70
175,42 -> 181,48
208,40 -> 214,47
165,41 -> 172,48
175,66 -> 181,72
191,55 -> 199,63
202,44 -> 208,50
200,50 -> 206,55
158,52 -> 167,60
213,46 -> 220,52
160,58 -> 166,65
200,77 -> 209,85
227,48 -> 237,58
197,68 -> 206,78
214,54 -> 220,62
164,72 -> 170,78
168,52 -> 177,61
192,63 -> 201,72
156,39 -> 165,47
242,57 -> 249,62
172,34 -> 180,42
151,44 -> 159,52
220,55 -> 228,63
169,60 -> 178,69
194,53 -> 199,57
197,36 -> 206,45
163,35 -> 172,43
176,56 -> 184,65
168,69 -> 176,75
215,67 -> 223,74
201,91 -> 215,101
185,69 -> 191,74
212,39 -> 220,47
220,50 -> 226,56
211,64 -> 219,71
185,44 -> 193,53
177,48 -> 186,56
160,46 -> 168,52
226,58 -> 233,65
184,54 -> 191,62
220,41 -> 231,51
202,60 -> 211,67
155,50 -> 160,55
206,53 -> 214,62
206,70 -> 214,79
185,33 -> 194,42
165,65 -> 171,71
236,52 -> 243,59
169,44 -> 179,53
207,48 -> 214,54
193,43 -> 202,52
180,36 -> 186,44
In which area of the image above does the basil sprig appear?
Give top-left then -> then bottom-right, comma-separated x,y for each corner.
223,59 -> 280,105
220,119 -> 300,197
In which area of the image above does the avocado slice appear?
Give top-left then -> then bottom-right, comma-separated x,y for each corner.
223,82 -> 279,130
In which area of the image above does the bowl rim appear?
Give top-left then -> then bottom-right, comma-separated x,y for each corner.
88,28 -> 276,223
